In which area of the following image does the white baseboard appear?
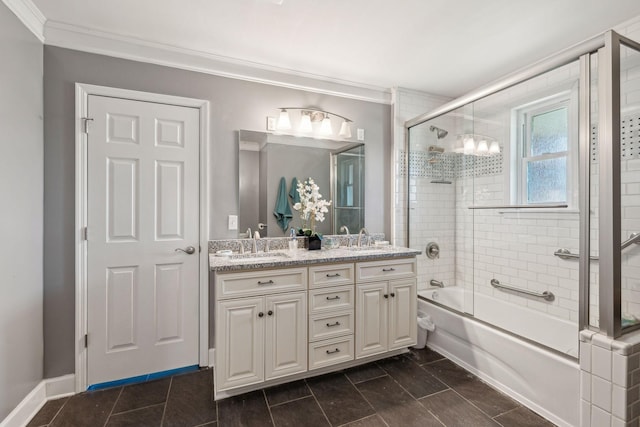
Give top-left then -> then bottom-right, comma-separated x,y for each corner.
208,348 -> 215,367
0,374 -> 75,427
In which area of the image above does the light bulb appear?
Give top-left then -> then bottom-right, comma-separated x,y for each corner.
463,136 -> 475,155
299,113 -> 312,132
320,114 -> 333,135
339,121 -> 352,138
489,140 -> 500,154
477,140 -> 489,154
277,109 -> 291,130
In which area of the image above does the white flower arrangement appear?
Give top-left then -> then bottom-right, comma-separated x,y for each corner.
292,177 -> 332,236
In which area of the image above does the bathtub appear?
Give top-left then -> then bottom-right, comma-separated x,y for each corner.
418,288 -> 580,427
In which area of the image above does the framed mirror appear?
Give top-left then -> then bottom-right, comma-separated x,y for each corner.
238,130 -> 364,237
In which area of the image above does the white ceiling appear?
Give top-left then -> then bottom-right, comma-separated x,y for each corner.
32,0 -> 640,98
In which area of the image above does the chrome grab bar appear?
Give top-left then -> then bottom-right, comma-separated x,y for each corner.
490,279 -> 555,302
555,232 -> 639,261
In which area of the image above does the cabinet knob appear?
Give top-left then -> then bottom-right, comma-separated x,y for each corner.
383,294 -> 389,299
258,312 -> 264,318
267,310 -> 273,316
390,293 -> 395,298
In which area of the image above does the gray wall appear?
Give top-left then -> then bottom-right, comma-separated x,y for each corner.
0,3 -> 44,419
43,46 -> 391,377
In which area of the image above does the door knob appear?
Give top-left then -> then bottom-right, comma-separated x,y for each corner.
175,246 -> 196,255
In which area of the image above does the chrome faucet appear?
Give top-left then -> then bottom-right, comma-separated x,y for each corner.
252,230 -> 260,253
430,279 -> 445,288
357,228 -> 369,247
340,225 -> 351,247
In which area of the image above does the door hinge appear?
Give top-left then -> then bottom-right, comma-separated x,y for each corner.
82,118 -> 94,134
84,334 -> 88,348
82,226 -> 88,241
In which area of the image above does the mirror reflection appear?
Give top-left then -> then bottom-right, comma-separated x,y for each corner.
238,130 -> 364,237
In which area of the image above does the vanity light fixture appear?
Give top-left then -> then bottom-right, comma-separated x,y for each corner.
457,133 -> 500,156
274,107 -> 353,139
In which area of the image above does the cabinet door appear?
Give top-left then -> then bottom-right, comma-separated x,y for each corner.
216,297 -> 265,391
388,279 -> 417,350
355,282 -> 388,358
265,292 -> 307,380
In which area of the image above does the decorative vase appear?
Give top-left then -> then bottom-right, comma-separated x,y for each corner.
308,235 -> 322,251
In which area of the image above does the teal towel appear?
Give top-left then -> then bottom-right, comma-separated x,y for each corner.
274,177 -> 293,231
289,177 -> 301,204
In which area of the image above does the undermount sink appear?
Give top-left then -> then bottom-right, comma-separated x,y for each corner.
227,252 -> 290,263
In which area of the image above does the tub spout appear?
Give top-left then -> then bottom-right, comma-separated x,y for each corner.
430,279 -> 445,288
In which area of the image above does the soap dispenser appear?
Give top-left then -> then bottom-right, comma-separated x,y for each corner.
288,228 -> 297,252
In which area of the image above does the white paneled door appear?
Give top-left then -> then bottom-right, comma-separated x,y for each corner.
86,95 -> 200,386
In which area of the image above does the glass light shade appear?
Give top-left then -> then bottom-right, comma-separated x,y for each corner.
320,115 -> 333,135
489,140 -> 500,154
277,109 -> 291,130
299,114 -> 313,132
339,121 -> 352,138
463,136 -> 475,154
477,140 -> 489,154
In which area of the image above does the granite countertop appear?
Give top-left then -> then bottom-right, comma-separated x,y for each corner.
209,246 -> 421,272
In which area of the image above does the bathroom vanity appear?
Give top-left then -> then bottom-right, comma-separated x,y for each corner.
210,246 -> 419,399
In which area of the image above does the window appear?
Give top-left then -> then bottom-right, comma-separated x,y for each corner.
515,95 -> 572,205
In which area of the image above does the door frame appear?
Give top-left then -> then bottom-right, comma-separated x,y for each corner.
74,83 -> 210,392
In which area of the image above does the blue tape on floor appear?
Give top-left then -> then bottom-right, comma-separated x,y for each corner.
87,365 -> 199,391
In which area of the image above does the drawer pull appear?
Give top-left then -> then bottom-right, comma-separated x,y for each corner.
326,273 -> 341,278
326,321 -> 341,327
382,268 -> 396,272
326,295 -> 341,301
257,280 -> 275,285
326,348 -> 341,355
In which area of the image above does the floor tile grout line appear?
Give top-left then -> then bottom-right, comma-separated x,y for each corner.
159,376 -> 173,426
304,378 -> 336,426
107,402 -> 166,417
267,393 -> 314,408
102,386 -> 124,427
448,385 -> 509,423
263,388 -> 277,427
43,396 -> 70,426
344,364 -> 389,427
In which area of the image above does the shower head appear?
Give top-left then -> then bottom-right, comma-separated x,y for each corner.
429,125 -> 448,140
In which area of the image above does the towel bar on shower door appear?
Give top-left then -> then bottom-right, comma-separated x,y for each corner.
554,232 -> 640,261
490,279 -> 555,302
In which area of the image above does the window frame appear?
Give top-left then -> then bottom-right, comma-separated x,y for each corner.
511,89 -> 578,208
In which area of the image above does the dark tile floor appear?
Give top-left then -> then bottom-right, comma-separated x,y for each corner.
28,347 -> 556,427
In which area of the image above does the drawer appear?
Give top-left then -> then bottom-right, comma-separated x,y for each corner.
309,285 -> 354,314
309,310 -> 354,342
356,258 -> 416,282
308,335 -> 354,370
215,267 -> 307,299
309,263 -> 354,288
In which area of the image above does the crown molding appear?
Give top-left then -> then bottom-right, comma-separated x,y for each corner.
2,0 -> 45,42
43,20 -> 392,105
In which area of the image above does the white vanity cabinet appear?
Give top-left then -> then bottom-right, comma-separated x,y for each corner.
212,254 -> 418,399
215,268 -> 307,392
355,259 -> 417,359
